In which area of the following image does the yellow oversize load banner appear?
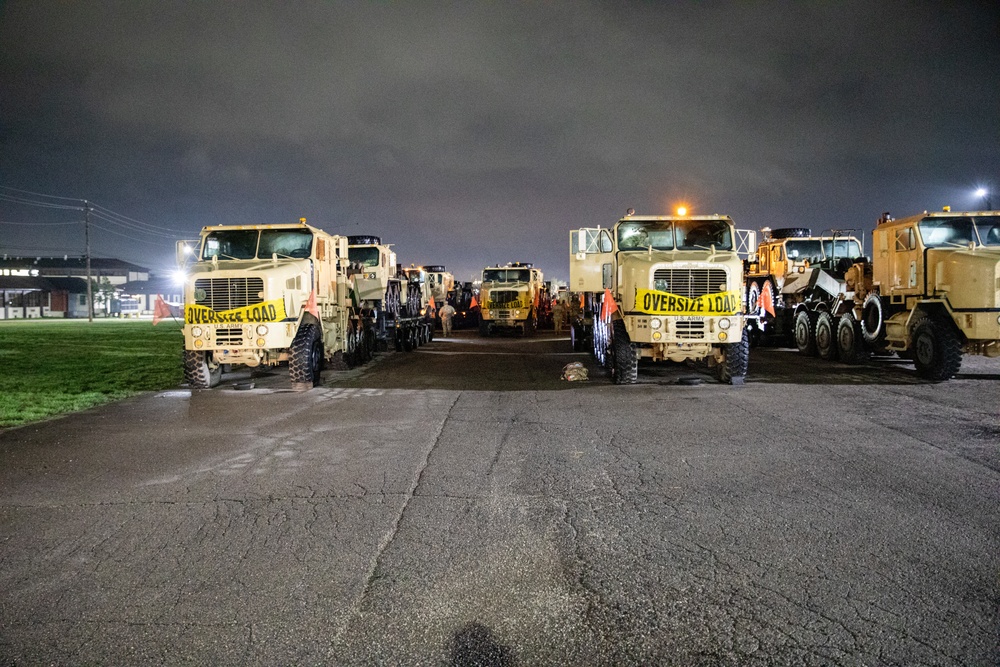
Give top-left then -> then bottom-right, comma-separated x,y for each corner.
185,299 -> 287,325
635,289 -> 741,316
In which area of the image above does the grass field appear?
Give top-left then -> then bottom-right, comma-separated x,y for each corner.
0,319 -> 184,428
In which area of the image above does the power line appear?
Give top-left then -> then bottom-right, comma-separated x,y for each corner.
0,185 -> 86,202
89,221 -> 183,245
0,220 -> 81,226
0,193 -> 84,210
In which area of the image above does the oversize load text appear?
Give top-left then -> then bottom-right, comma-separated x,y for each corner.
186,299 -> 287,324
635,289 -> 740,316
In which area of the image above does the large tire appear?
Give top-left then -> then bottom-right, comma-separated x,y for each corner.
184,350 -> 221,389
289,323 -> 323,385
425,323 -> 434,343
402,325 -> 414,352
815,311 -> 838,361
770,228 -> 811,239
910,317 -> 962,382
570,323 -> 583,351
611,320 -> 637,384
836,314 -> 868,365
860,293 -> 885,346
793,309 -> 818,356
746,281 -> 762,316
479,318 -> 490,337
716,335 -> 750,385
592,318 -> 608,366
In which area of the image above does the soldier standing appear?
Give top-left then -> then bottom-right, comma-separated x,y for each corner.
439,302 -> 457,336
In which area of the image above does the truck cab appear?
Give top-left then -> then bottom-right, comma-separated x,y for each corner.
570,212 -> 748,384
479,262 -> 544,336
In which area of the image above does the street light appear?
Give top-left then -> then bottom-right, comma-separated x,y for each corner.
975,187 -> 992,211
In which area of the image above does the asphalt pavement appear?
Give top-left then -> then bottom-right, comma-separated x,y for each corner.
1,330 -> 998,666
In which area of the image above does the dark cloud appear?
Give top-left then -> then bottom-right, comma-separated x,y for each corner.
2,1 -> 998,279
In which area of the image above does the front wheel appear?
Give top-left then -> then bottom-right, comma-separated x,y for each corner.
716,335 -> 750,385
611,320 -> 637,384
289,323 -> 323,386
911,317 -> 962,382
184,350 -> 222,389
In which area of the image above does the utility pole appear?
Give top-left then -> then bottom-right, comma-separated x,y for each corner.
84,200 -> 93,322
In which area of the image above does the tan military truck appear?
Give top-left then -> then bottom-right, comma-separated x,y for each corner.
836,209 -> 1000,380
347,236 -> 431,351
744,228 -> 865,354
570,211 -> 749,384
478,262 -> 544,336
180,220 -> 371,389
423,265 -> 455,307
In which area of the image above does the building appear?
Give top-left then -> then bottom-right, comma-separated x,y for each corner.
0,256 -> 152,319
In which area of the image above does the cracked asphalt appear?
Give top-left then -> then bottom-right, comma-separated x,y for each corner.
1,331 -> 998,666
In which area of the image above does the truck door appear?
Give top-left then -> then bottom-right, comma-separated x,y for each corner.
890,225 -> 920,296
569,228 -> 613,292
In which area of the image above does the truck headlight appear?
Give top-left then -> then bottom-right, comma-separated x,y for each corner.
256,325 -> 268,336
514,309 -> 521,316
718,318 -> 731,330
191,326 -> 203,337
650,318 -> 662,330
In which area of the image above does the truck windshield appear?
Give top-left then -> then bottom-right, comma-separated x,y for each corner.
483,269 -> 530,282
349,246 -> 380,267
918,217 -> 978,248
617,220 -> 733,251
202,229 -> 313,259
783,239 -> 863,263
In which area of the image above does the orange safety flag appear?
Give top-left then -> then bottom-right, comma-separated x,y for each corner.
760,281 -> 775,317
579,293 -> 585,310
152,294 -> 172,325
470,295 -> 479,309
600,288 -> 618,321
429,295 -> 436,311
304,289 -> 320,318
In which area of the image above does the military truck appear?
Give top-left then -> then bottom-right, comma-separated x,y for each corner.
399,265 -> 436,344
478,262 -> 544,336
423,265 -> 455,308
180,220 -> 372,389
346,236 -> 432,351
833,209 -> 1000,381
744,228 -> 865,356
570,211 -> 749,384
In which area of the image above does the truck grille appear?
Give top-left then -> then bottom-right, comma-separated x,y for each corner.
675,320 -> 706,339
490,290 -> 519,304
215,328 -> 244,346
652,269 -> 727,298
194,278 -> 264,311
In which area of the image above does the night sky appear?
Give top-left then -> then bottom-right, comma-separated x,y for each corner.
2,1 -> 998,282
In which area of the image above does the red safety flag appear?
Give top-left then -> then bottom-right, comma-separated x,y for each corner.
760,280 -> 775,317
304,289 -> 319,318
470,295 -> 479,309
152,294 -> 172,325
600,288 -> 618,321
